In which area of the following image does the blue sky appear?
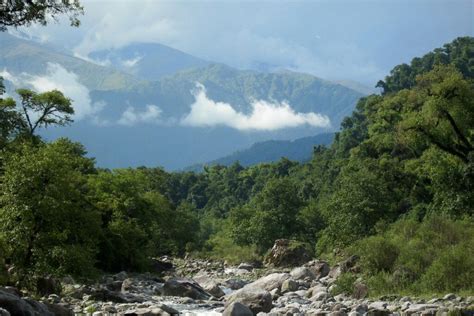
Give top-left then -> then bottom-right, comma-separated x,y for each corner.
20,0 -> 474,86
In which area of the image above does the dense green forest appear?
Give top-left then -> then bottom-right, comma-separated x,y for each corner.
0,37 -> 473,296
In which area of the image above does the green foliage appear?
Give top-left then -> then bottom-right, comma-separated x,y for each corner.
87,169 -> 198,272
230,177 -> 304,252
352,217 -> 474,295
0,139 -> 100,278
330,273 -> 358,296
0,0 -> 83,31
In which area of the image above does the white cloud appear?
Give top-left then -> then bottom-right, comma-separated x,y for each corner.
1,64 -> 105,121
26,63 -> 103,120
118,104 -> 162,126
122,56 -> 142,68
181,83 -> 330,131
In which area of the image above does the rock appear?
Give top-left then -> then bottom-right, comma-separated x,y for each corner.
151,258 -> 174,273
281,279 -> 298,293
36,276 -> 61,296
159,304 -> 179,315
192,272 -> 225,298
222,302 -> 253,316
162,278 -> 211,300
121,278 -> 134,292
44,303 -> 74,316
245,273 -> 290,291
114,271 -> 128,281
203,281 -> 225,298
0,308 -> 10,316
225,287 -> 273,314
290,267 -> 316,281
237,263 -> 254,271
340,256 -> 359,273
404,304 -> 439,314
354,304 -> 368,314
0,287 -> 53,316
225,279 -> 248,290
89,288 -> 143,303
444,293 -> 457,300
307,285 -> 327,298
310,291 -> 330,301
352,283 -> 368,299
264,239 -> 311,267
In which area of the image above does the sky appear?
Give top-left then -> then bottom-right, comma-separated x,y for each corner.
16,0 -> 474,86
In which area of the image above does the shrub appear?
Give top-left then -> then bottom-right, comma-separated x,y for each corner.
331,273 -> 358,296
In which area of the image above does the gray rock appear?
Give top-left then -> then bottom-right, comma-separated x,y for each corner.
121,278 -> 135,292
290,267 -> 316,281
226,287 -> 273,314
443,293 -> 456,300
0,288 -> 53,316
306,261 -> 331,279
264,239 -> 311,267
237,263 -> 254,271
162,278 -> 211,300
225,279 -> 248,290
44,303 -> 73,316
281,280 -> 299,294
310,291 -> 330,302
0,308 -> 10,316
223,302 -> 253,316
245,273 -> 290,292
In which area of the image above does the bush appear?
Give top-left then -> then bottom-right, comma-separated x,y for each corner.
351,216 -> 474,296
420,243 -> 474,292
331,273 -> 358,296
354,236 -> 399,274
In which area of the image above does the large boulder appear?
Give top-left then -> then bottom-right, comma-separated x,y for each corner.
290,267 -> 316,281
193,272 -> 225,298
225,287 -> 272,314
162,278 -> 211,300
305,260 -> 330,279
264,239 -> 311,267
245,273 -> 290,292
0,288 -> 53,316
222,302 -> 253,316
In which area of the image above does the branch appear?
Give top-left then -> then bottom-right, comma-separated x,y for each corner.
442,109 -> 473,151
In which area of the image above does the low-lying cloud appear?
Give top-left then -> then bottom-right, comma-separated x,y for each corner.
2,63 -> 104,121
181,83 -> 330,131
118,105 -> 162,126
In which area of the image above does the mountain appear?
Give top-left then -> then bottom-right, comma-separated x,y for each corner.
89,42 -> 210,81
0,33 -> 138,91
0,34 -> 365,170
185,133 -> 334,171
334,79 -> 378,95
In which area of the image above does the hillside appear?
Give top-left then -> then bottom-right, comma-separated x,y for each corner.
89,42 -> 210,81
0,33 -> 138,91
186,133 -> 334,171
1,35 -> 364,169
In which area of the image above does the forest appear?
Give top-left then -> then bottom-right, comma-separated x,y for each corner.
1,35 -> 473,298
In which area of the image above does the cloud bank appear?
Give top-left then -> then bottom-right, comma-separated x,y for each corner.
118,105 -> 162,126
2,63 -> 103,121
181,83 -> 330,131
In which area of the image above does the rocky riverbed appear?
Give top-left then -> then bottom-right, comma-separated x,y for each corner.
1,241 -> 473,315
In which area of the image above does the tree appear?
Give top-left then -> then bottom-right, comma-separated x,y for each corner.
230,177 -> 304,252
399,65 -> 474,163
0,139 -> 100,279
16,89 -> 74,136
0,0 -> 83,31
